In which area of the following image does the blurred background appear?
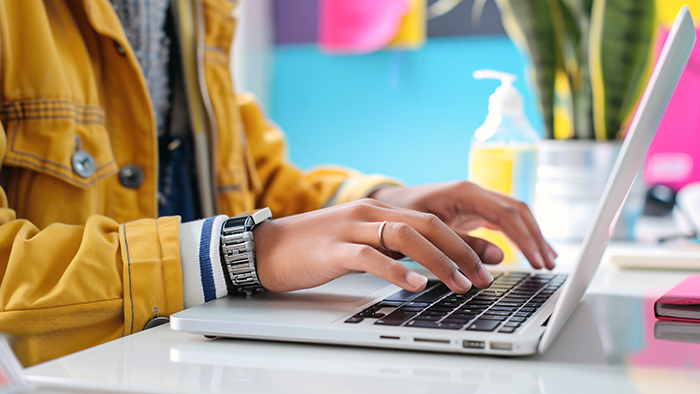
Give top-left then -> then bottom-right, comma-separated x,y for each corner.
232,0 -> 700,245
232,0 -> 541,186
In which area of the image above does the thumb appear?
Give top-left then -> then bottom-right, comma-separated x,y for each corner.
459,234 -> 504,265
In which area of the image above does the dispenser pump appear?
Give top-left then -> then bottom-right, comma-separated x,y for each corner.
473,69 -> 524,116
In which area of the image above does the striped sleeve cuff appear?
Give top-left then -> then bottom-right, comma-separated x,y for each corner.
179,215 -> 230,308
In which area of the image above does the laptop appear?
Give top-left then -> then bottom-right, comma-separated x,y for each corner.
171,7 -> 696,356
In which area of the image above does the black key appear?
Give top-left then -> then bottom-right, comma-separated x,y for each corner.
480,315 -> 506,321
514,312 -> 532,318
449,313 -> 476,320
466,319 -> 501,331
534,274 -> 555,279
426,306 -> 453,313
495,302 -> 521,308
406,301 -> 430,307
498,327 -> 516,333
414,314 -> 441,321
406,320 -> 439,329
504,322 -> 521,327
490,306 -> 517,311
483,310 -> 512,316
398,307 -> 424,313
358,307 -> 386,317
378,301 -> 404,307
459,303 -> 490,311
501,297 -> 526,303
508,316 -> 527,322
407,320 -> 462,330
423,310 -> 449,316
437,301 -> 461,307
384,289 -> 421,303
458,308 -> 483,315
413,284 -> 451,302
375,311 -> 417,326
442,318 -> 469,325
473,295 -> 500,300
468,300 -> 493,305
504,294 -> 530,299
525,302 -> 543,308
345,316 -> 363,323
371,313 -> 386,319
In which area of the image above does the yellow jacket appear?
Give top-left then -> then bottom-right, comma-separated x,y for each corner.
0,0 -> 398,367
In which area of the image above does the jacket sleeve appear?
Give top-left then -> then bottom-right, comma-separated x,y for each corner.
0,130 -> 184,368
237,93 -> 402,218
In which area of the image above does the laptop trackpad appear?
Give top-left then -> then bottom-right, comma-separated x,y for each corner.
211,273 -> 396,323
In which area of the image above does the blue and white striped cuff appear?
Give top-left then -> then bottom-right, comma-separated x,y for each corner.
179,215 -> 230,308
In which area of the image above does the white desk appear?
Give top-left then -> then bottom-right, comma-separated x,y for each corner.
24,245 -> 700,394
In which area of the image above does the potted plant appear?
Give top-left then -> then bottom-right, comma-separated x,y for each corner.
488,0 -> 658,239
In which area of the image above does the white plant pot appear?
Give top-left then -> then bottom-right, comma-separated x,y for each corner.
534,140 -> 646,241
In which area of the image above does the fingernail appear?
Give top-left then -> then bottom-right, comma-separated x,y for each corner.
548,251 -> 557,267
532,251 -> 545,269
477,264 -> 494,284
406,271 -> 428,289
453,269 -> 472,292
484,244 -> 504,264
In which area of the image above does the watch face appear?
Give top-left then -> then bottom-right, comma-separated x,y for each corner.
225,208 -> 272,232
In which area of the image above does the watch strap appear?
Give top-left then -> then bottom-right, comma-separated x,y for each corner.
220,208 -> 272,295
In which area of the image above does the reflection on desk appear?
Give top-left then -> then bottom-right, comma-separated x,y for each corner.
25,293 -> 700,394
655,321 -> 700,345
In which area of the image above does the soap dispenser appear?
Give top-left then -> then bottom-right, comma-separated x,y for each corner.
468,70 -> 540,263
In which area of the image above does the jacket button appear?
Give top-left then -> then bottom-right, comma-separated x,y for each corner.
113,40 -> 126,56
119,164 -> 144,189
143,316 -> 169,330
72,151 -> 96,178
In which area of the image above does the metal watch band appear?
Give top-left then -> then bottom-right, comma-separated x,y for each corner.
220,208 -> 272,295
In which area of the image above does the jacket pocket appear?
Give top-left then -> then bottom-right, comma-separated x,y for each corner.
1,99 -> 118,189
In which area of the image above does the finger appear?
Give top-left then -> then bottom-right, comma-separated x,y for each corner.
354,215 -> 492,290
491,194 -> 558,269
457,234 -> 504,265
378,222 -> 476,292
340,244 -> 429,292
467,195 -> 546,270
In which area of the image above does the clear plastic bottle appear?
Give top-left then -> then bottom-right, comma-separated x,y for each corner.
468,70 -> 540,264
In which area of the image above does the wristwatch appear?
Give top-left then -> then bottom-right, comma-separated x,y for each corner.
219,207 -> 273,295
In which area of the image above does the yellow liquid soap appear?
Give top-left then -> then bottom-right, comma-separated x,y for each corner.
469,69 -> 540,266
468,145 -> 537,264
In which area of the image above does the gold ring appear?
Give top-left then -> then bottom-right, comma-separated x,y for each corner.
378,221 -> 389,250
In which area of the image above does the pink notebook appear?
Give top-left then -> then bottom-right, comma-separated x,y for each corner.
655,275 -> 700,322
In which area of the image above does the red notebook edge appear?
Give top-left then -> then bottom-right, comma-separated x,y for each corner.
654,274 -> 700,322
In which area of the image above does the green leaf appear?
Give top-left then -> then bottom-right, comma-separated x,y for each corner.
589,0 -> 656,140
494,0 -> 559,139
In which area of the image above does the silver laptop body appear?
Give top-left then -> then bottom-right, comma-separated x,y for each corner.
171,8 -> 696,356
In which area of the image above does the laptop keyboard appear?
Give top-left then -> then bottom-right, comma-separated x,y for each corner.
344,272 -> 567,333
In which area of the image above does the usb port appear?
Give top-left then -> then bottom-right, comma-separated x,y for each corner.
380,335 -> 400,340
463,340 -> 485,349
490,342 -> 513,351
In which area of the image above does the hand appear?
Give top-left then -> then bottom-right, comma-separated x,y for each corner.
371,181 -> 557,270
254,199 -> 494,294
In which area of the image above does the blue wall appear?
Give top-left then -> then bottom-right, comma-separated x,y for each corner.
271,36 -> 543,186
